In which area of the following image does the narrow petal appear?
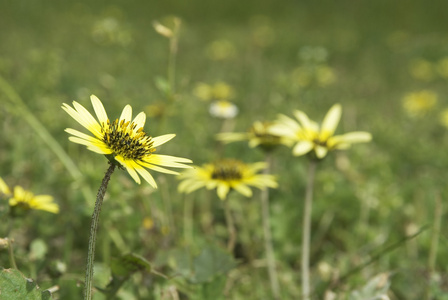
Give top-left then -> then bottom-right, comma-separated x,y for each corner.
135,167 -> 157,188
217,184 -> 230,200
91,95 -> 108,126
292,141 -> 314,156
114,156 -> 141,184
65,128 -> 99,142
68,137 -> 111,154
293,110 -> 318,132
146,154 -> 193,168
233,183 -> 253,197
132,112 -> 146,128
137,161 -> 180,175
216,132 -> 248,143
120,105 -> 132,123
321,104 -> 341,140
152,134 -> 176,147
0,177 -> 11,195
331,132 -> 372,146
315,146 -> 328,159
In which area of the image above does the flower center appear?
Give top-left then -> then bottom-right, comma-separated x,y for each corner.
102,119 -> 155,160
211,159 -> 243,181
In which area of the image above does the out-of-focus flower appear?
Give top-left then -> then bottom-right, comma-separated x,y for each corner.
153,17 -> 181,39
402,90 -> 438,117
439,108 -> 448,128
315,65 -> 336,86
92,17 -> 132,46
409,59 -> 434,81
270,104 -> 372,159
153,21 -> 173,38
193,82 -> 235,101
178,159 -> 277,200
299,46 -> 328,63
216,121 -> 294,152
62,95 -> 192,187
436,57 -> 448,79
206,39 -> 237,61
209,100 -> 239,119
0,177 -> 59,215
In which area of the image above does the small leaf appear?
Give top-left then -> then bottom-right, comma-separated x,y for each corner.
192,246 -> 237,283
0,268 -> 52,299
110,253 -> 151,279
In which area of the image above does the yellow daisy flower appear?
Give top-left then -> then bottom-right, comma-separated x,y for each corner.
0,177 -> 59,214
270,104 -> 372,159
216,121 -> 294,152
62,95 -> 192,188
402,90 -> 438,118
209,100 -> 239,119
178,159 -> 278,200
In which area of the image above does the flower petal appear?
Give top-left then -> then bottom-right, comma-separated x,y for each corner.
321,104 -> 341,140
135,167 -> 157,188
315,146 -> 328,159
0,177 -> 11,195
119,105 -> 132,123
132,112 -> 146,128
331,131 -> 372,146
233,183 -> 253,197
91,95 -> 108,126
292,141 -> 314,156
152,134 -> 176,147
217,184 -> 230,200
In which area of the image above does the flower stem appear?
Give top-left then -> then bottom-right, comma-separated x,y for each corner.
261,154 -> 280,300
6,238 -> 17,269
302,160 -> 317,300
224,198 -> 236,253
84,163 -> 116,300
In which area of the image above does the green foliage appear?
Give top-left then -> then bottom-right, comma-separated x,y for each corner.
0,268 -> 52,300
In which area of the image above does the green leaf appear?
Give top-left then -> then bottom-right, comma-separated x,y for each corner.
191,246 -> 237,283
0,268 -> 52,299
110,253 -> 151,279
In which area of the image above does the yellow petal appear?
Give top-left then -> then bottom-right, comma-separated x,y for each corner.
152,134 -> 176,147
0,177 -> 11,195
90,95 -> 108,126
217,184 -> 230,200
292,141 -> 314,156
119,105 -> 132,123
315,146 -> 328,159
321,104 -> 341,140
132,112 -> 146,128
330,131 -> 372,147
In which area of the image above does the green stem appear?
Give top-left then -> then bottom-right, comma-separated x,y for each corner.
261,154 -> 280,300
426,192 -> 442,300
302,160 -> 317,300
7,238 -> 17,269
224,198 -> 236,253
84,163 -> 116,300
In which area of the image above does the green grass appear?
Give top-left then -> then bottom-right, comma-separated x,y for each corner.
1,0 -> 448,299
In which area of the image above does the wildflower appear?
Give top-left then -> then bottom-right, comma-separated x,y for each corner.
62,95 -> 192,188
0,177 -> 59,215
402,90 -> 438,117
270,104 -> 372,159
212,82 -> 235,100
209,100 -> 239,119
193,82 -> 213,101
409,59 -> 434,81
178,159 -> 278,200
216,121 -> 293,152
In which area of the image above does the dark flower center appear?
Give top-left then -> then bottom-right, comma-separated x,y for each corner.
102,119 -> 155,160
211,159 -> 243,181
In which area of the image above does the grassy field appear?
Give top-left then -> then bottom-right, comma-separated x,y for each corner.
1,0 -> 448,299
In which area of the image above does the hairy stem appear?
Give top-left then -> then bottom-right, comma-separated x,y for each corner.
84,163 -> 116,300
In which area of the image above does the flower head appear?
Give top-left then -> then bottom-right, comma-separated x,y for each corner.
402,90 -> 438,118
62,95 -> 192,188
216,121 -> 294,152
270,104 -> 372,159
0,177 -> 59,215
178,159 -> 278,200
209,100 -> 239,119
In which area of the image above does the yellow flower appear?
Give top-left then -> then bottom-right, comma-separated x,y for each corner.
0,177 -> 59,214
402,90 -> 438,117
212,82 -> 235,100
178,159 -> 278,200
216,121 -> 294,152
270,104 -> 372,159
193,82 -> 213,101
62,95 -> 192,188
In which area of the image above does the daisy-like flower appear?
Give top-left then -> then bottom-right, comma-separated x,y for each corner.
270,104 -> 372,159
0,177 -> 59,215
216,121 -> 294,152
178,159 -> 278,200
62,95 -> 192,188
209,100 -> 239,119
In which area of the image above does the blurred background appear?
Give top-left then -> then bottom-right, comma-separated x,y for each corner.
1,0 -> 448,299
